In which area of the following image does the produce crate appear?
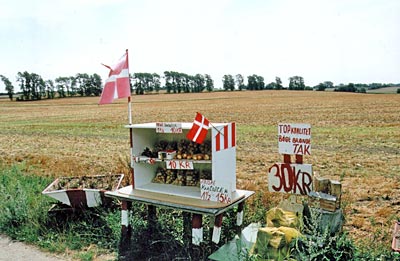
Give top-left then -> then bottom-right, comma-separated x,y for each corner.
42,174 -> 124,208
308,191 -> 338,212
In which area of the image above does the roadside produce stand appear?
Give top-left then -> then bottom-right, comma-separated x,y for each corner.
105,120 -> 255,246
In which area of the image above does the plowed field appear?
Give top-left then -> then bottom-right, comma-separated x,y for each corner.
0,90 -> 399,250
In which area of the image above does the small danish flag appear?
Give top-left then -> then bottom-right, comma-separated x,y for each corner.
186,112 -> 210,144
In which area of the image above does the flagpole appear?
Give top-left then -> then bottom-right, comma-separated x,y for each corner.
126,49 -> 132,125
125,49 -> 135,188
128,97 -> 132,125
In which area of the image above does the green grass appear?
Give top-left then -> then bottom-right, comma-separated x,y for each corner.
0,163 -> 121,259
0,163 -> 399,260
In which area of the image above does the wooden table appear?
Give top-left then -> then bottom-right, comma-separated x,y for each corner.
105,186 -> 254,246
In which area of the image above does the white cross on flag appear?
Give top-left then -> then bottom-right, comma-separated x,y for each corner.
99,50 -> 131,105
186,112 -> 210,144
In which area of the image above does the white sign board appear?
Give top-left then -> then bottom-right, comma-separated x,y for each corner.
200,179 -> 232,204
156,122 -> 182,133
268,163 -> 313,195
278,123 -> 311,155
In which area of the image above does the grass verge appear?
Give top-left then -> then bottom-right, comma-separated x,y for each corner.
0,163 -> 399,260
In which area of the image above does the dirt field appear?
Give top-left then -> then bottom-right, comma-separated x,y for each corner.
0,90 -> 399,250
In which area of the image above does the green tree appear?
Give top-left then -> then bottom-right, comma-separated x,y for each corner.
256,75 -> 265,90
133,73 -> 145,94
45,80 -> 55,99
315,81 -> 333,91
164,71 -> 173,93
222,74 -> 235,91
266,82 -> 276,89
16,72 -> 27,100
205,74 -> 214,92
133,72 -> 160,94
335,83 -> 356,92
55,76 -> 76,97
288,76 -> 305,90
180,73 -> 190,93
16,71 -> 45,100
193,74 -> 205,93
153,73 -> 161,93
247,75 -> 257,90
0,75 -> 14,100
235,74 -> 245,91
275,77 -> 283,90
90,73 -> 103,96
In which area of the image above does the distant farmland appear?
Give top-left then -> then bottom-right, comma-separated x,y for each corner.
367,86 -> 399,94
0,90 -> 399,251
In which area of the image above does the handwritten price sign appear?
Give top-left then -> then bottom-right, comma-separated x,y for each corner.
268,163 -> 313,195
156,122 -> 183,133
200,179 -> 232,204
166,160 -> 194,170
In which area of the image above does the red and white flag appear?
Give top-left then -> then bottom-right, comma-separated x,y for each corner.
99,50 -> 131,105
186,112 -> 210,144
214,122 -> 236,152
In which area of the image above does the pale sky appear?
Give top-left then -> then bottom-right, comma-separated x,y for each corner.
0,0 -> 399,92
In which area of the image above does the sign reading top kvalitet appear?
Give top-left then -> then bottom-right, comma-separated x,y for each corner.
278,123 -> 311,155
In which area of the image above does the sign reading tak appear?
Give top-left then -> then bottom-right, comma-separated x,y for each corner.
278,123 -> 311,155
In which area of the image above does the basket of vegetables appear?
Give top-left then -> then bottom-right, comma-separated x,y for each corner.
42,174 -> 124,208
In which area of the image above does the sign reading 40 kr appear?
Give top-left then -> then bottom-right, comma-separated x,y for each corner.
268,163 -> 313,195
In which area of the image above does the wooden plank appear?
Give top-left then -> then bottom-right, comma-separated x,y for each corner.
117,187 -> 245,208
106,186 -> 254,213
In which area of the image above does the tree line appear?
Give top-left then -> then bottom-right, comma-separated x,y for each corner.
0,71 -> 398,101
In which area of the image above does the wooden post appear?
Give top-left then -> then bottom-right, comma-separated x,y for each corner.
236,201 -> 245,235
148,205 -> 157,233
183,212 -> 192,248
212,214 -> 224,244
121,200 -> 131,237
295,154 -> 303,164
283,154 -> 291,164
119,200 -> 132,260
236,201 -> 244,226
192,214 -> 203,246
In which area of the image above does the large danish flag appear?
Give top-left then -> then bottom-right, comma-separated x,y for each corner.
214,122 -> 236,152
186,112 -> 210,144
99,50 -> 131,105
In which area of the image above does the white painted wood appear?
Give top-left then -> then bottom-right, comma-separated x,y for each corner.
212,226 -> 222,244
85,190 -> 102,207
192,228 -> 203,245
121,210 -> 129,226
237,210 -> 244,226
45,191 -> 71,206
129,122 -> 237,198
